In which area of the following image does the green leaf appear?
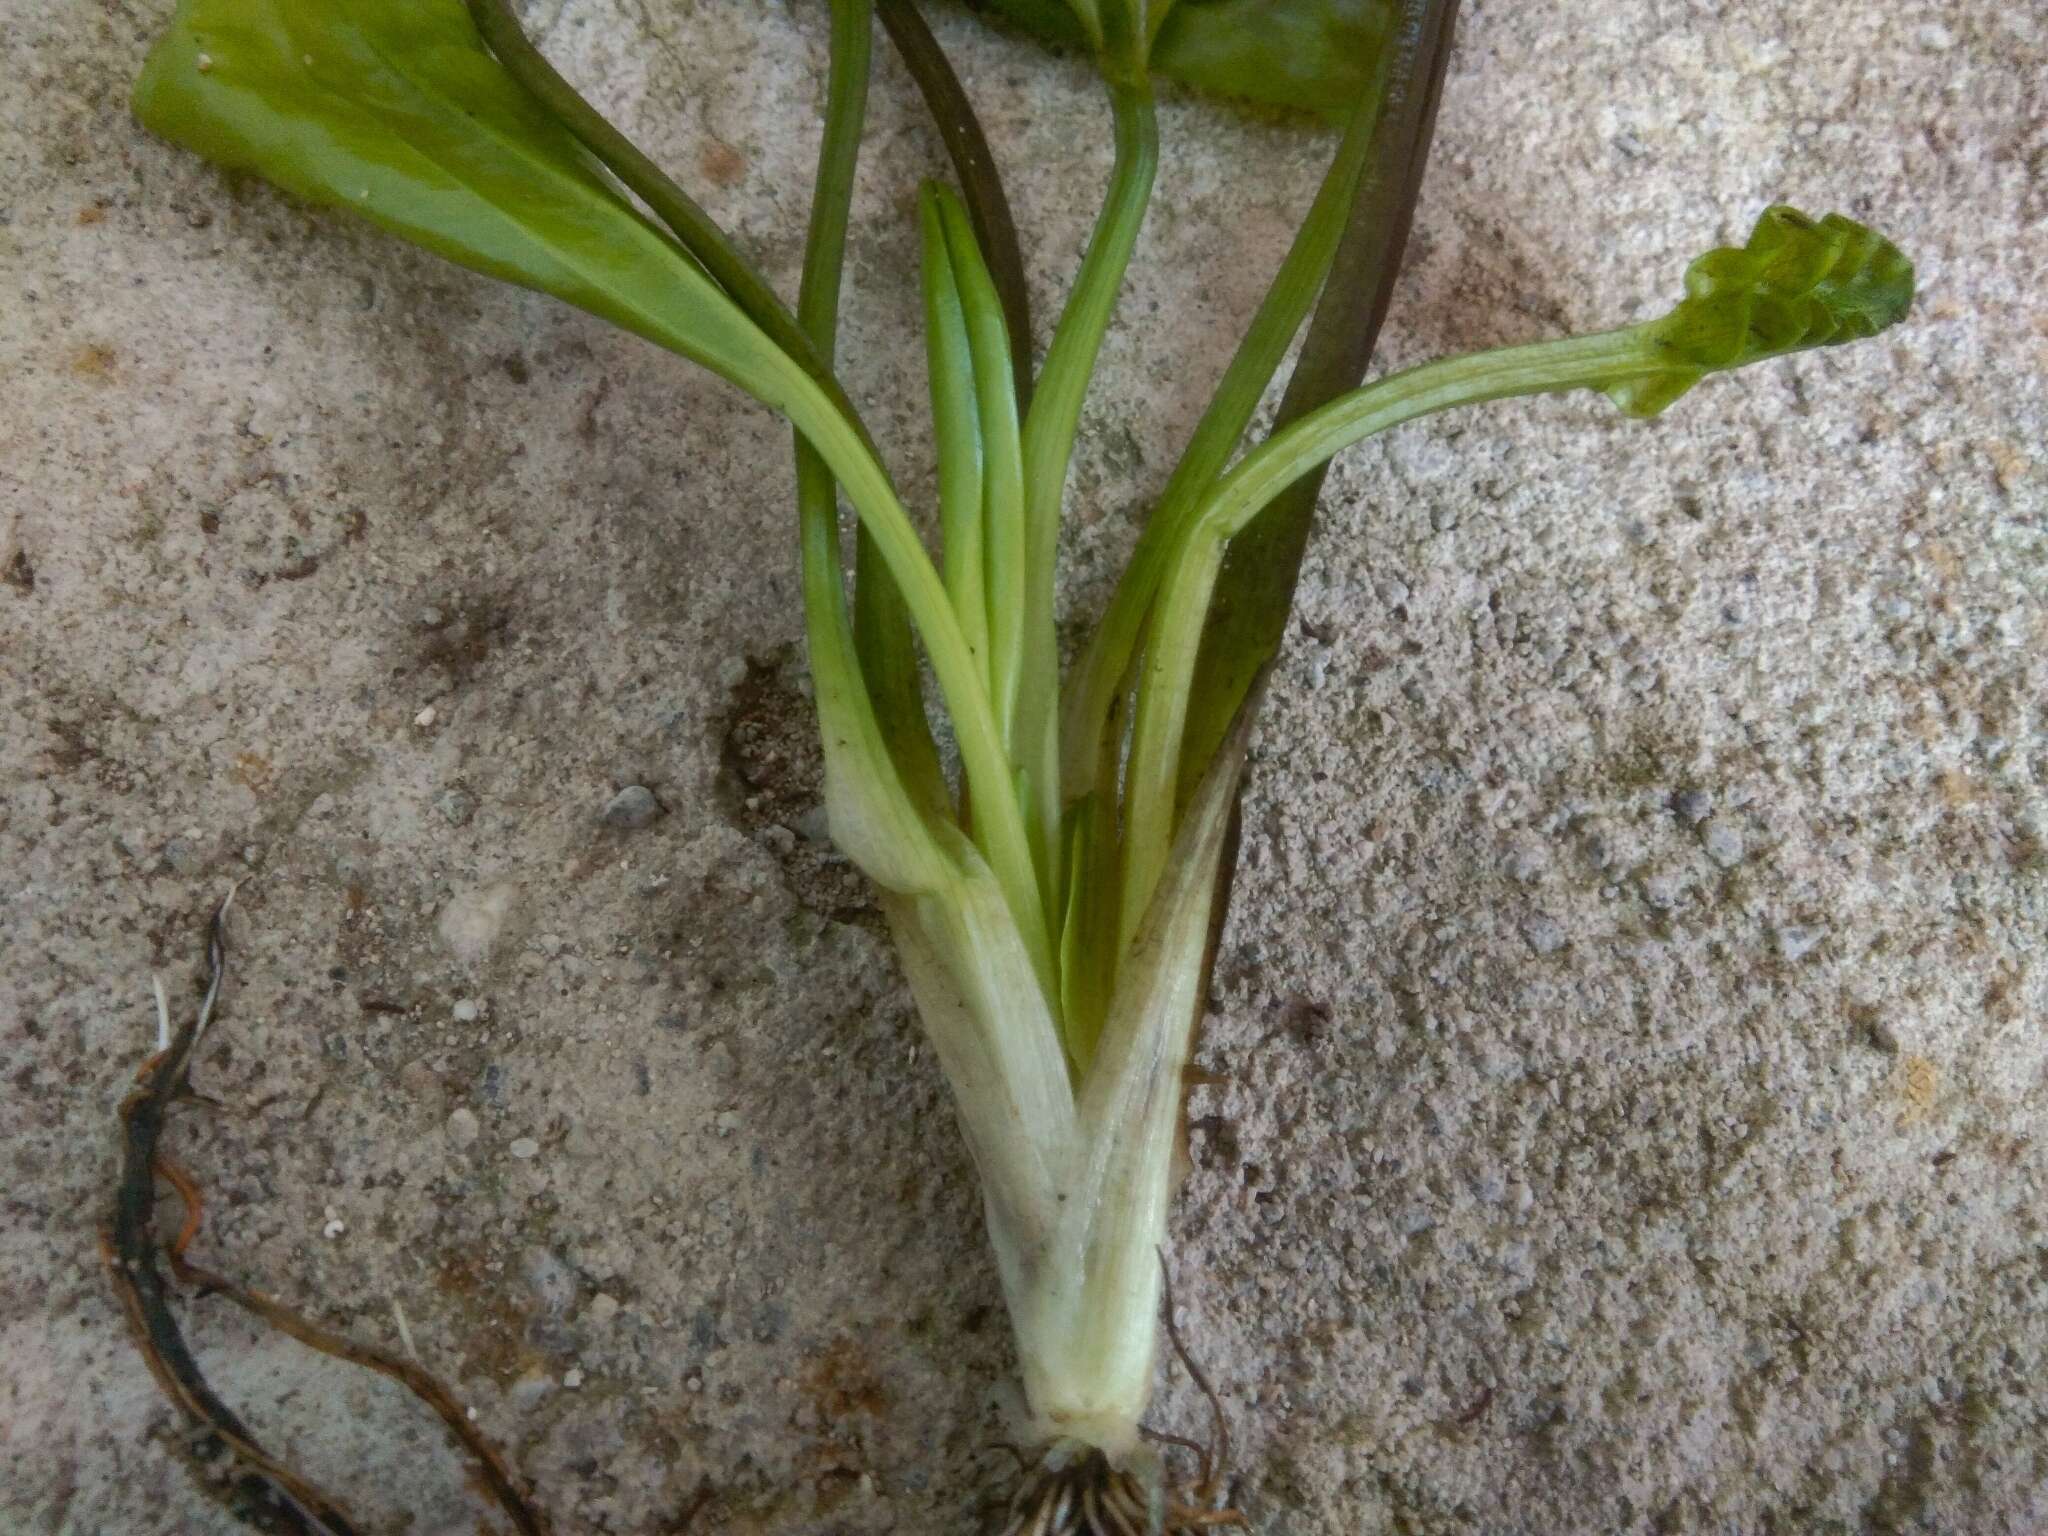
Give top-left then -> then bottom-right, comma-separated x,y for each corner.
132,0 -> 788,390
965,0 -> 1401,113
1608,206 -> 1915,417
1154,0 -> 1400,112
965,0 -> 1093,50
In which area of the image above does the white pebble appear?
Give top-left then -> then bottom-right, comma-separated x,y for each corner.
447,1108 -> 480,1148
563,1367 -> 585,1390
1703,818 -> 1745,867
414,704 -> 438,728
451,997 -> 480,1023
509,1136 -> 540,1160
1777,925 -> 1826,962
322,1206 -> 346,1240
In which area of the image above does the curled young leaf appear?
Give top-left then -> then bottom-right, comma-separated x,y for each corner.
1608,206 -> 1915,417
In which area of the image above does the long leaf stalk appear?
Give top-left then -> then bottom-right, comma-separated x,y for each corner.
130,0 -> 1914,1520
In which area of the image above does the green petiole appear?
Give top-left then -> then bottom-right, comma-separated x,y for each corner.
1120,206 -> 1914,935
1121,327 -> 1652,938
1017,79 -> 1159,932
1059,45 -> 1396,809
921,192 -> 994,686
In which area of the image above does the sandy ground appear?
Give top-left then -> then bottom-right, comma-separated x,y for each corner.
4,1 -> 2044,1532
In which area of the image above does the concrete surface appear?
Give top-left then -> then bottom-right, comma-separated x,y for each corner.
4,1 -> 2044,1532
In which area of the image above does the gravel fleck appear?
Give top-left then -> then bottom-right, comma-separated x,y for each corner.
437,787 -> 477,826
601,784 -> 662,829
451,997 -> 481,1023
508,1136 -> 541,1160
1522,914 -> 1568,955
1702,818 -> 1745,867
437,881 -> 519,964
1672,788 -> 1713,825
446,1108 -> 480,1148
508,1369 -> 552,1408
1777,925 -> 1827,962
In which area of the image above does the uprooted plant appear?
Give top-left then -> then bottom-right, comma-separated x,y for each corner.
126,0 -> 1912,1529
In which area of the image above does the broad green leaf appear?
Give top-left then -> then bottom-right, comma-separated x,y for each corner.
132,0 -> 793,397
965,0 -> 1400,114
1156,0 -> 1400,112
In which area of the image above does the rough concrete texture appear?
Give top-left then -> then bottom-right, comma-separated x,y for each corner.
4,0 -> 2044,1531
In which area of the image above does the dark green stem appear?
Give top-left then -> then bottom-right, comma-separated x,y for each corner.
464,0 -> 874,449
878,0 -> 1035,411
1173,0 -> 1462,799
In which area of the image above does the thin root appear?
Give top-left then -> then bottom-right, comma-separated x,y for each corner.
993,1446 -> 1249,1536
1156,1252 -> 1232,1506
103,888 -> 549,1535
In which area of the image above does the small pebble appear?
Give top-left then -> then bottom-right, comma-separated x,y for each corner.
1702,818 -> 1745,867
1672,788 -> 1713,826
447,1107 -> 480,1148
1522,914 -> 1567,956
452,997 -> 481,1023
509,1136 -> 540,1160
793,805 -> 832,844
1777,925 -> 1826,962
437,787 -> 477,826
413,704 -> 438,729
1914,22 -> 1954,50
322,1206 -> 346,1240
508,1369 -> 553,1408
714,1110 -> 743,1137
601,785 -> 661,829
562,1367 -> 585,1390
586,1294 -> 620,1326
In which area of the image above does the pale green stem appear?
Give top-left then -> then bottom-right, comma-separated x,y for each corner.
777,345 -> 1059,1001
1119,326 -> 1654,943
1060,71 -> 1389,804
1016,80 -> 1159,920
921,195 -> 992,683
